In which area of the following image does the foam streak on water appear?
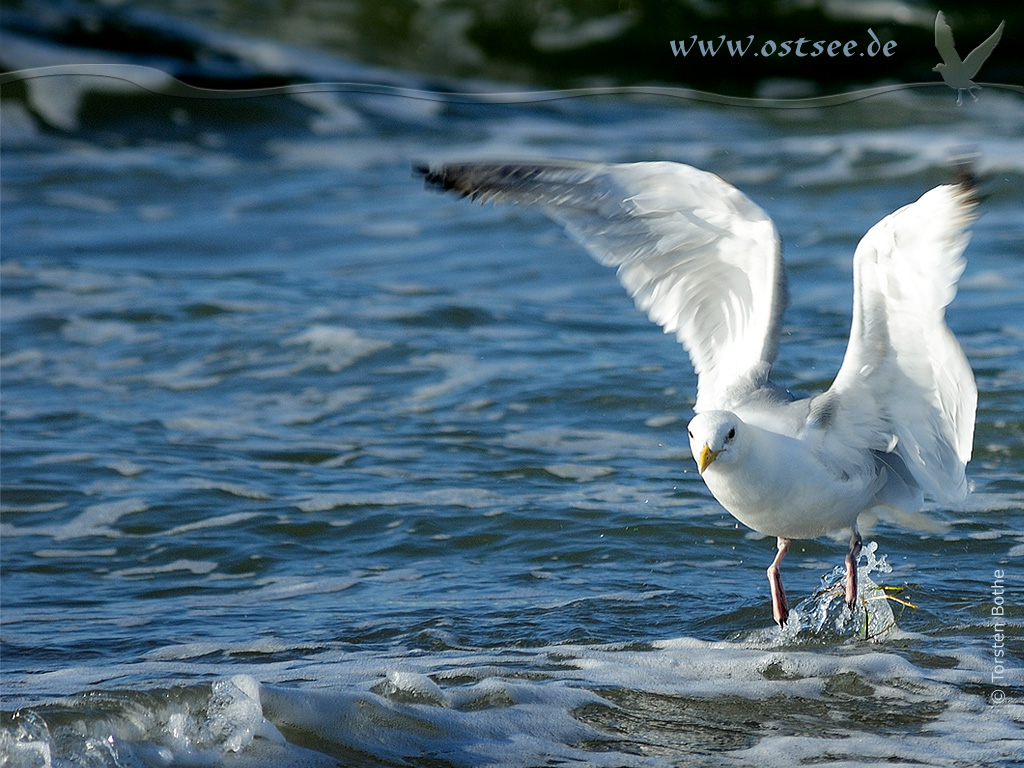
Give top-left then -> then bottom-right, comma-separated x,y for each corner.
3,8 -> 1024,767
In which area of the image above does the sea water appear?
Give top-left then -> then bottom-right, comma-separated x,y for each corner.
2,7 -> 1024,767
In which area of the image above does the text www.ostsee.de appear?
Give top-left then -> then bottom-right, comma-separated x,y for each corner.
670,28 -> 896,59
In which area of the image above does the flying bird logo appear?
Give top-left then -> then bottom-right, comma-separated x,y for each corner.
933,11 -> 1005,104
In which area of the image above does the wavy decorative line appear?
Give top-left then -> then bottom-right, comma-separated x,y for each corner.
2,63 -> 1022,109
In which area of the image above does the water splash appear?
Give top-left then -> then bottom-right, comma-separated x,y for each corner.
0,710 -> 53,767
0,675 -> 284,768
791,541 -> 914,642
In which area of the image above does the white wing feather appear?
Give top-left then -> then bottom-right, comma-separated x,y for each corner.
828,184 -> 977,502
418,160 -> 786,411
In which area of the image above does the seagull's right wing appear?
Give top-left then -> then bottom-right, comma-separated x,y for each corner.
417,160 -> 787,411
826,183 -> 978,503
963,20 -> 1005,78
934,11 -> 962,67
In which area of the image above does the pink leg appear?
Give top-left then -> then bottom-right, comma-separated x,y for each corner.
844,528 -> 863,609
767,537 -> 791,627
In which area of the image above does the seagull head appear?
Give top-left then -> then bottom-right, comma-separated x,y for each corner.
687,411 -> 743,474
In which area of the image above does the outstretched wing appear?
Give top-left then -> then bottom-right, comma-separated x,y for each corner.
417,160 -> 787,411
826,183 -> 977,503
934,11 -> 962,67
963,20 -> 1004,78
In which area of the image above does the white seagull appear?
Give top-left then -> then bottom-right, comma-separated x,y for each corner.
417,160 -> 977,627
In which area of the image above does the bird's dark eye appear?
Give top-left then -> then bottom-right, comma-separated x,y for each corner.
688,430 -> 694,439
727,428 -> 736,439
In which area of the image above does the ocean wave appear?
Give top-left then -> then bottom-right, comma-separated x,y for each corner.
4,637 -> 1021,767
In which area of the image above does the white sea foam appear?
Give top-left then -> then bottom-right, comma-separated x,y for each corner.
279,325 -> 391,374
32,452 -> 96,465
503,426 -> 686,463
105,459 -> 147,477
33,547 -> 119,559
237,386 -> 373,427
294,487 -> 500,513
2,498 -> 149,540
162,415 -> 275,440
182,478 -> 272,500
162,511 -> 265,537
114,559 -> 219,578
544,463 -> 616,482
146,359 -> 224,390
239,576 -> 360,603
407,352 -> 527,406
5,629 -> 1022,768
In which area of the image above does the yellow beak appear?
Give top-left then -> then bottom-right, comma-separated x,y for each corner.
697,444 -> 719,473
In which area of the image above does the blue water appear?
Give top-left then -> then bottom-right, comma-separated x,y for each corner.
3,11 -> 1024,766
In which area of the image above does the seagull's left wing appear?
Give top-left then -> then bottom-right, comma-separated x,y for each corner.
826,183 -> 977,503
417,160 -> 786,411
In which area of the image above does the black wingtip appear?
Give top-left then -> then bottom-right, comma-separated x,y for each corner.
412,161 -> 464,196
952,155 -> 977,189
412,161 -> 442,190
413,161 -> 491,202
947,150 -> 987,207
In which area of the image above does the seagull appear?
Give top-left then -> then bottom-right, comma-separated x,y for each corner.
416,160 -> 977,627
933,11 -> 1004,105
